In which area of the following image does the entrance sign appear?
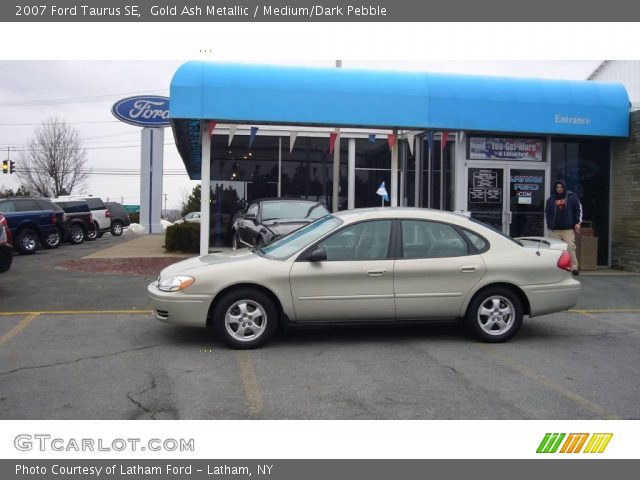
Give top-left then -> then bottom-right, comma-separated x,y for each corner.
469,137 -> 545,162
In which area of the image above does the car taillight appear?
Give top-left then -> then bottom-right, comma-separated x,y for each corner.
105,209 -> 111,218
557,250 -> 572,271
0,215 -> 6,228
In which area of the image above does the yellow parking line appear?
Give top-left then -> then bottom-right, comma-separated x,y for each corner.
0,310 -> 152,316
576,311 -> 639,332
0,313 -> 40,346
236,350 -> 263,417
478,345 -> 619,420
569,308 -> 640,314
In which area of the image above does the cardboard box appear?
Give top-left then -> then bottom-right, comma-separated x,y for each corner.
580,221 -> 594,237
576,235 -> 598,271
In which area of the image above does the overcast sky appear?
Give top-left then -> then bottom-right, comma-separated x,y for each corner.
0,60 -> 603,210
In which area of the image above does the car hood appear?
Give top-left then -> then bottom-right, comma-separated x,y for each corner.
159,250 -> 257,278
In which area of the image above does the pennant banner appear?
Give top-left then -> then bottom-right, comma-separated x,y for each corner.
290,131 -> 298,153
249,126 -> 259,149
441,131 -> 449,151
208,121 -> 217,136
387,134 -> 396,150
228,125 -> 237,147
329,132 -> 339,154
368,134 -> 376,143
426,131 -> 434,152
406,132 -> 416,156
376,181 -> 390,203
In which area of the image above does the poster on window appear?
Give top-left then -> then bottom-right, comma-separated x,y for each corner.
469,137 -> 544,162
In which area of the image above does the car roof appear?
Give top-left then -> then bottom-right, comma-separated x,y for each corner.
254,198 -> 322,204
333,207 -> 474,225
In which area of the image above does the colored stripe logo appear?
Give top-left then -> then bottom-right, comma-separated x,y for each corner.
537,433 -> 612,453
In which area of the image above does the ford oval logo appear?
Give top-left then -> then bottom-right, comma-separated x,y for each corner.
111,96 -> 170,127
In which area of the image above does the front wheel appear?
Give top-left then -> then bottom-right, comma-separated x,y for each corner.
467,287 -> 523,343
43,227 -> 62,249
69,224 -> 85,244
85,222 -> 99,241
213,288 -> 278,349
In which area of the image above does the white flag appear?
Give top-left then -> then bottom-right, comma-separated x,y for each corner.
290,131 -> 298,153
228,125 -> 237,146
376,182 -> 389,202
406,132 -> 416,155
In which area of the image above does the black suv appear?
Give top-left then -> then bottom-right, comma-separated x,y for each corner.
0,198 -> 67,254
52,199 -> 96,244
105,201 -> 131,236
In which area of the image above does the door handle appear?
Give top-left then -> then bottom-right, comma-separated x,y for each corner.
460,265 -> 477,273
367,268 -> 387,277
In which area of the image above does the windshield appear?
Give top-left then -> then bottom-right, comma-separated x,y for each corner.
261,201 -> 329,222
261,215 -> 343,260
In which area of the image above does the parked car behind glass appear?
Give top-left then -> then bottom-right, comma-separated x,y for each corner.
149,208 -> 581,349
231,198 -> 330,250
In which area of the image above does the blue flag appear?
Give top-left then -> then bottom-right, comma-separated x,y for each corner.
368,134 -> 376,143
426,131 -> 434,152
249,126 -> 259,149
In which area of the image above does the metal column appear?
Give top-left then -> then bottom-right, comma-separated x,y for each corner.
200,122 -> 211,256
348,138 -> 355,210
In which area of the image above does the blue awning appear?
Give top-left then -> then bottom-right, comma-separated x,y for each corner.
170,61 -> 630,176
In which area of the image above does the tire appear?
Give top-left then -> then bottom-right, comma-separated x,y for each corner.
43,227 -> 62,249
15,228 -> 39,255
466,287 -> 523,343
111,221 -> 124,236
232,231 -> 240,250
69,224 -> 85,245
85,222 -> 99,241
213,288 -> 278,349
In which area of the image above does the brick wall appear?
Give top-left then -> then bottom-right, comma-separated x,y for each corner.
611,110 -> 640,272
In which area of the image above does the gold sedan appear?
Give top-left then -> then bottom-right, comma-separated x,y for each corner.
148,208 -> 580,349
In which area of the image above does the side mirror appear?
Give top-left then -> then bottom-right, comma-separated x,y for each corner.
309,248 -> 327,262
245,213 -> 257,221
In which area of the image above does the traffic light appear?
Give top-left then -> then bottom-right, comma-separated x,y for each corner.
2,160 -> 7,174
9,161 -> 15,174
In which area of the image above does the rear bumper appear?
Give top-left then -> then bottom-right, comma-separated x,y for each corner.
0,245 -> 13,273
521,277 -> 582,317
147,282 -> 212,328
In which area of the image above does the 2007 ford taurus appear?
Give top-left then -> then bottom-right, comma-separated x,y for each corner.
148,208 -> 580,349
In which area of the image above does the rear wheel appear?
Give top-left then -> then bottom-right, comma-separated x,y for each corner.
111,221 -> 124,236
69,224 -> 85,245
213,288 -> 278,349
43,227 -> 62,249
467,287 -> 523,343
16,228 -> 39,255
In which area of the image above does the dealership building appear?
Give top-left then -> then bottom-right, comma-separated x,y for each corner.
169,61 -> 634,268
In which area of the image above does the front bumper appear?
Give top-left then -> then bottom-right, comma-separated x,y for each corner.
521,277 -> 582,317
147,281 -> 212,328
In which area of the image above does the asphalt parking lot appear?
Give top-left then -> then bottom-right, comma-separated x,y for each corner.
0,237 -> 639,419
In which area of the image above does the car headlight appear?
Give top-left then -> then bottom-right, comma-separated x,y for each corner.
157,276 -> 195,292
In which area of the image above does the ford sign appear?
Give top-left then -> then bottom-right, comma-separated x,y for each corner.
111,96 -> 170,127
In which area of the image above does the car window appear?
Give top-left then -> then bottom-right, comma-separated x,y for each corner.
262,215 -> 343,260
261,201 -> 328,221
246,204 -> 259,217
37,200 -> 63,212
56,201 -> 89,213
461,229 -> 489,252
401,220 -> 469,259
0,201 -> 15,213
317,220 -> 392,261
14,200 -> 40,212
85,198 -> 105,210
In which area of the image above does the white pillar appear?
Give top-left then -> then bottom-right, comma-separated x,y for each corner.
454,131 -> 467,213
278,137 -> 282,197
391,129 -> 398,207
348,138 -> 356,210
415,137 -> 422,207
200,122 -> 211,256
140,127 -> 164,234
332,131 -> 341,212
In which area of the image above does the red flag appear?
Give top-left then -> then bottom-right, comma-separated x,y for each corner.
208,121 -> 217,136
441,131 -> 449,151
329,132 -> 338,154
387,134 -> 396,150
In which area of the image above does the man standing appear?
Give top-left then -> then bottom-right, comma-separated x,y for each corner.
545,180 -> 582,275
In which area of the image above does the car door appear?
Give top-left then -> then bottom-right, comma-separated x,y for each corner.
394,219 -> 487,319
289,220 -> 396,322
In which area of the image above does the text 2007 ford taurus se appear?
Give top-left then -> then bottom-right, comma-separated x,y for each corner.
148,208 -> 580,349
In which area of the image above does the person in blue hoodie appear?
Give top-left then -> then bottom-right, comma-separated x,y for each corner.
545,180 -> 583,275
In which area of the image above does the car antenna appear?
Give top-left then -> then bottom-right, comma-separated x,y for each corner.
536,234 -> 542,256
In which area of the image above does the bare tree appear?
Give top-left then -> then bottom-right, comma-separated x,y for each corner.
17,117 -> 90,197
